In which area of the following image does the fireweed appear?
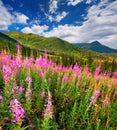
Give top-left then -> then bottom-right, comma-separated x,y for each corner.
90,90 -> 101,105
0,94 -> 3,103
1,48 -> 117,129
9,99 -> 25,125
42,91 -> 54,119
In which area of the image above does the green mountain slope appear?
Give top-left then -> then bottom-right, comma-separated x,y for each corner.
5,31 -> 82,56
74,41 -> 117,53
0,32 -> 17,53
1,31 -> 113,63
0,32 -> 38,57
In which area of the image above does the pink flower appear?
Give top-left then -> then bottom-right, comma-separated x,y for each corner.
0,95 -> 3,103
103,98 -> 108,105
114,91 -> 117,95
48,78 -> 51,83
16,43 -> 21,50
9,99 -> 25,123
41,90 -> 46,98
26,77 -> 32,84
42,91 -> 54,119
114,72 -> 117,77
94,90 -> 100,98
25,88 -> 32,99
2,65 -> 13,82
39,69 -> 44,77
90,96 -> 96,105
95,67 -> 100,75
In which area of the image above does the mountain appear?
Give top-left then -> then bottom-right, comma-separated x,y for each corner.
74,41 -> 117,53
5,31 -> 81,56
0,31 -> 113,64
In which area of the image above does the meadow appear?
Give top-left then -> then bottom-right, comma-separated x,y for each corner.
0,44 -> 117,130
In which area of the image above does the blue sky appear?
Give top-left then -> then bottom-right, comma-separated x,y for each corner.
0,0 -> 117,48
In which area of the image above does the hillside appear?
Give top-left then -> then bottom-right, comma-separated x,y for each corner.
1,31 -> 114,64
5,32 -> 81,56
0,32 -> 38,57
4,32 -> 107,57
74,41 -> 117,53
0,32 -> 17,53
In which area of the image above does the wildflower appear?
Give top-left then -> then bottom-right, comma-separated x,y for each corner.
0,95 -> 3,103
78,75 -> 82,81
103,98 -> 108,105
48,78 -> 51,83
12,82 -> 24,98
29,58 -> 34,64
2,65 -> 12,82
9,99 -> 25,124
41,90 -> 46,98
95,67 -> 100,75
16,43 -> 21,50
26,77 -> 32,84
90,96 -> 96,105
57,77 -> 60,81
39,69 -> 44,77
25,88 -> 32,99
113,71 -> 117,77
90,90 -> 100,105
42,91 -> 54,119
73,65 -> 80,73
107,84 -> 111,88
62,76 -> 68,82
114,91 -> 117,95
94,90 -> 100,98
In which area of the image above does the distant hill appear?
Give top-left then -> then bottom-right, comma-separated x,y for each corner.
74,41 -> 117,53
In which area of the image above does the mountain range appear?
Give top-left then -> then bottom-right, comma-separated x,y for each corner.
73,41 -> 117,53
0,31 -> 116,62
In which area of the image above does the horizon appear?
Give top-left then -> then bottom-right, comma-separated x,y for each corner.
0,0 -> 117,49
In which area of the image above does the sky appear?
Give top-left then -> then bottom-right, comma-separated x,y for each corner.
0,0 -> 117,49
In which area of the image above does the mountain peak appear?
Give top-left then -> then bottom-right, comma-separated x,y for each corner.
90,41 -> 101,46
74,41 -> 117,53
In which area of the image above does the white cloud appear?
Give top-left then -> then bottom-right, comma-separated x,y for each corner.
21,24 -> 48,35
43,0 -> 117,49
67,0 -> 83,6
86,0 -> 92,4
47,0 -> 68,22
0,0 -> 12,30
56,11 -> 68,22
12,12 -> 29,24
49,0 -> 58,14
0,0 -> 29,30
48,11 -> 68,22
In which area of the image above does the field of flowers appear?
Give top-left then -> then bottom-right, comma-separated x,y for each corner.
0,44 -> 117,130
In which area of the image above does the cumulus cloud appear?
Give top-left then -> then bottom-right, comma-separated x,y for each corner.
0,0 -> 29,30
21,24 -> 48,35
44,0 -> 117,48
0,0 -> 12,30
12,12 -> 29,24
